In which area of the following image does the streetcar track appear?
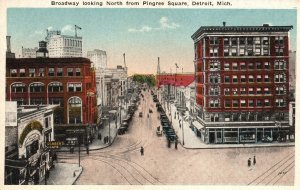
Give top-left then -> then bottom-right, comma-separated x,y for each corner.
248,151 -> 295,185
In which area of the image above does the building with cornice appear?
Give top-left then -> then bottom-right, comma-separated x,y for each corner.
191,24 -> 293,144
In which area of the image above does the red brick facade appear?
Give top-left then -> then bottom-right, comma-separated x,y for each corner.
6,58 -> 97,126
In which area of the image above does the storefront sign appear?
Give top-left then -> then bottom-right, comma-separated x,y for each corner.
46,141 -> 64,149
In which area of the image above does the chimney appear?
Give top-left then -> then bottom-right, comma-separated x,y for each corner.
6,36 -> 11,53
223,22 -> 226,27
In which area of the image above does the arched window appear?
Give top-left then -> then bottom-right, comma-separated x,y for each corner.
68,97 -> 82,124
11,83 -> 27,93
48,82 -> 63,92
29,82 -> 45,93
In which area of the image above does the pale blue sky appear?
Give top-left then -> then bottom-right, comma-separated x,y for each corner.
7,8 -> 297,74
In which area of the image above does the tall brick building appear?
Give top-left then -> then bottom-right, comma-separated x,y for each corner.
191,24 -> 293,144
6,57 -> 97,142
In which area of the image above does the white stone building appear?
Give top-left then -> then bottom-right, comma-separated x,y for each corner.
22,47 -> 38,58
47,34 -> 82,58
87,49 -> 107,69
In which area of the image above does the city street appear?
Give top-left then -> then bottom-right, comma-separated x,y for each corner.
57,90 -> 295,185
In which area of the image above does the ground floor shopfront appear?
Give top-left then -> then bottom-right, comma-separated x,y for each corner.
192,121 -> 293,144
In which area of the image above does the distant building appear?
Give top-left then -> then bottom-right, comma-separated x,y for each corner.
5,103 -> 56,185
87,49 -> 107,69
46,30 -> 82,58
6,36 -> 15,58
22,47 -> 38,58
289,50 -> 296,97
191,24 -> 293,144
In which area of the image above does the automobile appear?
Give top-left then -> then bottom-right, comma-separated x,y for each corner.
139,112 -> 143,117
156,127 -> 162,136
149,109 -> 153,113
118,127 -> 127,135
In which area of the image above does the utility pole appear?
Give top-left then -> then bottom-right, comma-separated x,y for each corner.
75,25 -> 82,37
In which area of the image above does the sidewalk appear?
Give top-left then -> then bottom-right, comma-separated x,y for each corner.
164,102 -> 295,149
57,108 -> 126,152
40,162 -> 82,185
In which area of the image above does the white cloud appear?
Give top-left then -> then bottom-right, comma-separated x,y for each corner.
47,26 -> 53,31
128,16 -> 179,33
128,25 -> 152,33
159,16 -> 180,29
61,24 -> 74,33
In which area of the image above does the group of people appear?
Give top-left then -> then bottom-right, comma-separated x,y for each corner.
98,133 -> 110,144
248,156 -> 256,167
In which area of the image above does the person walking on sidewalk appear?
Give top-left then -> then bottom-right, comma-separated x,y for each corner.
253,156 -> 256,166
175,139 -> 178,149
140,146 -> 144,156
98,133 -> 102,140
248,158 -> 251,167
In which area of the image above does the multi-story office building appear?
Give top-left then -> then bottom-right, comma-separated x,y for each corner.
47,31 -> 82,58
87,49 -> 107,69
191,24 -> 293,144
22,47 -> 38,58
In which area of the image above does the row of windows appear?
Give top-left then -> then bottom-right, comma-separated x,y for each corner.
206,86 -> 286,96
208,73 -> 286,84
9,67 -> 82,77
10,82 -> 85,93
64,39 -> 82,47
13,97 -> 81,107
208,36 -> 285,57
206,112 -> 285,122
208,60 -> 286,71
209,98 -> 286,108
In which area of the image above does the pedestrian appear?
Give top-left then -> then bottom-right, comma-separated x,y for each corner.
253,156 -> 256,166
168,139 -> 171,148
86,146 -> 89,155
248,158 -> 251,167
175,139 -> 178,149
140,146 -> 144,156
104,136 -> 107,144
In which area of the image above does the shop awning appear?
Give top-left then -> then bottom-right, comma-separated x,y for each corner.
192,121 -> 204,130
5,159 -> 27,169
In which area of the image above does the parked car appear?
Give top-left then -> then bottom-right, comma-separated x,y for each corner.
118,127 -> 127,135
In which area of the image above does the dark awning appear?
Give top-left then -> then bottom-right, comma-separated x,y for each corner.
5,159 -> 27,169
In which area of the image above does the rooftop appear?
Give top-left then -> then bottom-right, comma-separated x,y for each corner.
6,57 -> 91,65
191,25 -> 293,40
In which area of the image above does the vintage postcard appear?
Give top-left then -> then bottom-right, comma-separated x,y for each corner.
0,0 -> 299,189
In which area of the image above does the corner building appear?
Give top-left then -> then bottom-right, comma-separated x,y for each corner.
191,24 -> 293,144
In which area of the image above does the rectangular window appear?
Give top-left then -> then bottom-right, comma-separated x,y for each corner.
257,100 -> 263,107
275,98 -> 285,107
39,68 -> 45,77
254,37 -> 261,44
248,100 -> 254,107
240,62 -> 246,70
240,87 -> 246,95
68,68 -> 73,76
249,88 -> 254,95
225,76 -> 230,83
224,63 -> 230,70
262,37 -> 269,45
210,47 -> 218,57
57,68 -> 63,76
19,69 -> 25,77
263,48 -> 269,56
231,48 -> 237,56
255,48 -> 261,55
231,38 -> 237,46
239,37 -> 245,45
256,62 -> 262,69
48,68 -> 55,76
248,63 -> 254,70
224,38 -> 229,45
76,68 -> 81,76
248,75 -> 254,82
256,87 -> 262,95
239,48 -> 245,56
225,100 -> 231,107
224,47 -> 229,56
264,87 -> 271,95
264,99 -> 270,106
247,37 -> 253,45
264,62 -> 270,69
276,48 -> 284,56
232,88 -> 238,95
256,75 -> 262,82
68,83 -> 82,92
10,69 -> 17,77
240,75 -> 246,83
264,75 -> 270,82
232,75 -> 238,83
240,100 -> 246,107
275,36 -> 284,45
224,88 -> 230,95
210,37 -> 219,45
233,100 -> 239,107
29,68 -> 35,77
232,63 -> 238,70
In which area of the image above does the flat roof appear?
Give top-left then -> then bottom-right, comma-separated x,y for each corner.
191,25 -> 293,40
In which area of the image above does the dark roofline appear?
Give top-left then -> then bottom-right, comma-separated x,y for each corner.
191,25 -> 293,40
6,57 -> 91,64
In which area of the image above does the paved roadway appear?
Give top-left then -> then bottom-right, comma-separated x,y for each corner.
57,89 -> 295,185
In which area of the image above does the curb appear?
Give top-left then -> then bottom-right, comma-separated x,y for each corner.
181,143 -> 295,150
89,133 -> 118,151
72,166 -> 83,185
